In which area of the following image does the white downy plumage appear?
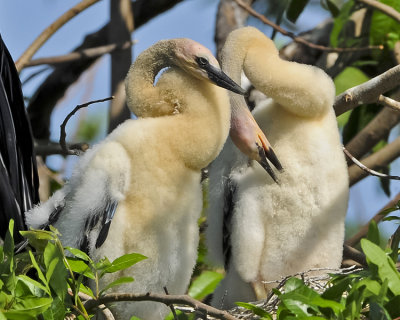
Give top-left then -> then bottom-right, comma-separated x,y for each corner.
206,27 -> 349,308
26,38 -> 246,319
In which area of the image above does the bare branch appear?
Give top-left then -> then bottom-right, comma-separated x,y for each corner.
25,40 -> 136,67
215,0 -> 255,60
163,287 -> 178,320
67,289 -> 115,320
334,64 -> 400,116
35,141 -> 89,156
346,192 -> 400,247
348,136 -> 400,186
378,95 -> 400,112
233,0 -> 382,53
343,146 -> 400,183
16,0 -> 101,71
343,244 -> 368,267
82,292 -> 239,320
108,0 -> 134,133
59,97 -> 114,155
356,0 -> 400,23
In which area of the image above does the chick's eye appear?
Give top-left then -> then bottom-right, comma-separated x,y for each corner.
197,57 -> 209,67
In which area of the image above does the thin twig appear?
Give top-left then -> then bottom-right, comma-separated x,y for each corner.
67,289 -> 115,320
25,40 -> 137,67
346,192 -> 400,247
16,0 -> 101,71
378,95 -> 400,112
81,292 -> 239,320
164,287 -> 178,320
234,0 -> 382,53
357,0 -> 400,23
35,140 -> 89,156
343,146 -> 400,181
59,97 -> 114,155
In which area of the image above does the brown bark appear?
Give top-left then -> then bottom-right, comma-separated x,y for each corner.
108,0 -> 134,132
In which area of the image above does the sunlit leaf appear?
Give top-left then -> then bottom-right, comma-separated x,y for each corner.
361,239 -> 400,295
100,276 -> 134,295
188,271 -> 223,300
102,253 -> 147,275
236,302 -> 272,319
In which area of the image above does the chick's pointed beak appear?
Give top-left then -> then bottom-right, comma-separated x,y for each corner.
229,96 -> 283,183
204,64 -> 247,95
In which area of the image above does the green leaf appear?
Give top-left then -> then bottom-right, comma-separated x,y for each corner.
78,283 -> 95,299
235,302 -> 272,319
4,220 -> 15,271
389,227 -> 400,262
280,278 -> 344,315
370,302 -> 391,320
102,253 -> 147,275
330,0 -> 355,47
367,220 -> 381,246
100,276 -> 134,295
16,275 -> 48,296
188,271 -> 223,300
13,297 -> 52,315
370,0 -> 400,46
65,257 -> 94,279
41,296 -> 66,320
286,0 -> 310,23
43,241 -> 68,301
361,239 -> 400,295
20,230 -> 55,253
64,247 -> 91,262
334,67 -> 370,128
1,310 -> 37,320
28,250 -> 50,295
334,67 -> 370,96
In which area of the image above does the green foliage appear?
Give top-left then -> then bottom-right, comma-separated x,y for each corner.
0,220 -> 146,319
334,67 -> 370,128
188,270 -> 223,301
236,224 -> 400,319
369,0 -> 400,47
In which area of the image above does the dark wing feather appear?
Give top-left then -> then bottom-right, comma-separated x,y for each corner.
79,194 -> 119,254
0,34 -> 39,241
222,177 -> 236,271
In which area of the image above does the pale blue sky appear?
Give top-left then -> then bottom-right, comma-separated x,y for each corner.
1,0 -> 399,237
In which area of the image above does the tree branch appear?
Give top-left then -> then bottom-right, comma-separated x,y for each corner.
82,292 -> 239,320
348,136 -> 400,186
356,0 -> 400,23
378,95 -> 400,112
334,64 -> 400,116
25,40 -> 136,67
215,0 -> 254,60
233,0 -> 382,53
346,192 -> 400,247
59,97 -> 113,155
16,0 -> 101,71
35,141 -> 89,156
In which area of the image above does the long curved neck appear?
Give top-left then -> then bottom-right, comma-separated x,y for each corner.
223,27 -> 335,118
125,40 -> 178,117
